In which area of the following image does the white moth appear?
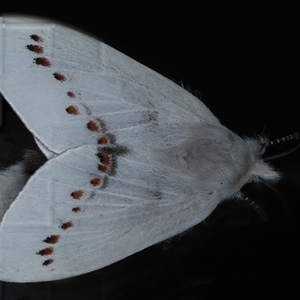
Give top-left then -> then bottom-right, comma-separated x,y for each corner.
0,16 -> 280,282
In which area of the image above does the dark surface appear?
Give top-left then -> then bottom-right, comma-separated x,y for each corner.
0,1 -> 299,299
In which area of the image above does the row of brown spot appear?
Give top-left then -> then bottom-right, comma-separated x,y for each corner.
29,33 -> 73,266
28,33 -> 125,267
38,235 -> 59,266
36,149 -> 116,266
36,176 -> 104,266
26,34 -> 105,136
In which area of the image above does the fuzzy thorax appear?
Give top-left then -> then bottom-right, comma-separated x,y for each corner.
159,124 -> 280,200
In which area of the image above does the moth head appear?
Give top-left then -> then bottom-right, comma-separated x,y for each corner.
231,132 -> 296,201
223,135 -> 282,200
244,136 -> 281,184
244,132 -> 299,186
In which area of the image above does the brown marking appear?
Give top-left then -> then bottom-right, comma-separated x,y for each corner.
97,151 -> 117,175
61,221 -> 73,230
43,235 -> 60,244
34,57 -> 51,67
67,91 -> 76,98
98,164 -> 108,173
66,106 -> 79,115
90,177 -> 101,186
72,207 -> 81,213
98,165 -> 108,173
37,247 -> 54,256
98,153 -> 111,166
53,72 -> 66,82
208,191 -> 214,195
71,190 -> 84,199
26,44 -> 44,53
30,34 -> 43,43
87,120 -> 100,132
98,136 -> 109,144
98,133 -> 116,145
43,259 -> 54,266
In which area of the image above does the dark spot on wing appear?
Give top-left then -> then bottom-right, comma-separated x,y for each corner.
87,120 -> 100,132
30,34 -> 43,43
43,235 -> 60,244
98,133 -> 116,145
34,57 -> 51,67
26,44 -> 44,53
148,111 -> 159,121
72,207 -> 81,213
43,259 -> 54,266
90,177 -> 101,186
71,190 -> 84,199
53,72 -> 66,82
67,91 -> 76,98
37,247 -> 54,256
66,105 -> 79,115
61,221 -> 73,230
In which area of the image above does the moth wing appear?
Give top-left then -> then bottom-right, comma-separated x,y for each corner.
0,16 -> 223,282
0,16 -> 220,157
0,144 -> 220,282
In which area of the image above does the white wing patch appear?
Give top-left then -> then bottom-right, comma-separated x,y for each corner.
0,143 -> 220,281
0,18 -> 220,156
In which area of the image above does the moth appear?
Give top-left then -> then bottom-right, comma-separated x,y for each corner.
0,16 -> 283,282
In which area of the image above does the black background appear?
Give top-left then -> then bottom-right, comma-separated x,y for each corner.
0,1 -> 299,299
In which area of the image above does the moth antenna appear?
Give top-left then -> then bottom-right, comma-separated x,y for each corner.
241,178 -> 287,223
245,197 -> 269,223
269,132 -> 299,146
264,132 -> 300,161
